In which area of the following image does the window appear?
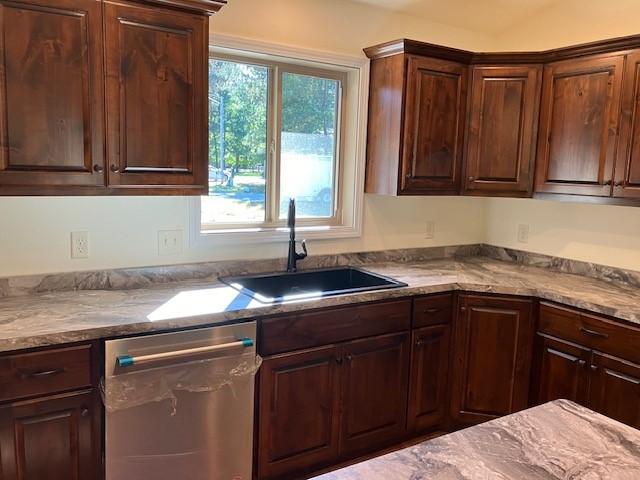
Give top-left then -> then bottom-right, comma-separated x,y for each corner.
205,55 -> 344,227
194,38 -> 367,242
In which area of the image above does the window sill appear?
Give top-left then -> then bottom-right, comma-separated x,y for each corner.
191,223 -> 361,247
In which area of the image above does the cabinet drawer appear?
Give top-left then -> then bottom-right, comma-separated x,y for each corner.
413,294 -> 453,327
260,300 -> 411,356
0,345 -> 93,403
539,302 -> 640,363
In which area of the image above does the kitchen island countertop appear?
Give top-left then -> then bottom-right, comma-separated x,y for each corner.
312,399 -> 640,479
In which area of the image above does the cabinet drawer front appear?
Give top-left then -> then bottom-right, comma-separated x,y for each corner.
539,302 -> 640,363
0,345 -> 92,402
413,294 -> 453,327
259,300 -> 411,356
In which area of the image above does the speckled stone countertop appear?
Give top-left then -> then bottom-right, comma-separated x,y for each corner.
1,254 -> 639,352
312,399 -> 640,479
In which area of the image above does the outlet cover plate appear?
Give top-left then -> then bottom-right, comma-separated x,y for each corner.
71,231 -> 89,259
158,230 -> 183,256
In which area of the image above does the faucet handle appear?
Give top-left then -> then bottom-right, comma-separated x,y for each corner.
297,239 -> 308,260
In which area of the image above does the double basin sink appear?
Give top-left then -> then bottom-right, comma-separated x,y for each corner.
221,267 -> 407,304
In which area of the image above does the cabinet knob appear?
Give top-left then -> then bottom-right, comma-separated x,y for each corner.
81,408 -> 90,417
603,180 -> 612,186
468,176 -> 475,182
460,306 -> 467,312
614,181 -> 624,187
93,164 -> 104,173
335,356 -> 343,365
345,354 -> 353,363
110,164 -> 120,173
415,339 -> 424,346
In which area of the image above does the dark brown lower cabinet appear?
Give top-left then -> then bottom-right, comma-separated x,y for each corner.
589,353 -> 640,429
407,325 -> 451,433
532,333 -> 591,405
0,390 -> 100,480
533,302 -> 640,429
257,332 -> 410,479
257,346 -> 341,480
450,294 -> 534,425
340,332 -> 409,458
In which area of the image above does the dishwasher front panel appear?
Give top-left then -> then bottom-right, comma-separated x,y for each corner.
104,321 -> 257,480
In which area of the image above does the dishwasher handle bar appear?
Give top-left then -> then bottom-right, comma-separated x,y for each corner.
116,338 -> 254,368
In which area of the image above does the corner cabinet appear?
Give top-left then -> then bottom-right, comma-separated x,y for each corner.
364,43 -> 468,195
463,65 -> 542,196
534,53 -> 625,197
450,294 -> 534,426
0,0 -> 224,196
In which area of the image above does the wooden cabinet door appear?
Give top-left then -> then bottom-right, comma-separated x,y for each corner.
257,346 -> 341,480
450,295 -> 534,425
104,1 -> 207,193
614,50 -> 640,199
0,390 -> 99,480
535,54 -> 624,196
589,352 -> 640,429
464,65 -> 542,196
531,333 -> 591,406
407,325 -> 451,433
400,56 -> 467,195
0,0 -> 105,191
340,332 -> 410,458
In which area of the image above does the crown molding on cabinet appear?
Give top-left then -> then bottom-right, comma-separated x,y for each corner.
364,34 -> 640,64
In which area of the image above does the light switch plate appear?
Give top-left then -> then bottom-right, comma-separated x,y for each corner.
425,221 -> 435,239
158,230 -> 183,256
517,224 -> 530,243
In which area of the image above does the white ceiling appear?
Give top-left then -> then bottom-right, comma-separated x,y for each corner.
349,0 -> 562,35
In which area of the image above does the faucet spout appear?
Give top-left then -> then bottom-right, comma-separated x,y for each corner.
286,198 -> 308,272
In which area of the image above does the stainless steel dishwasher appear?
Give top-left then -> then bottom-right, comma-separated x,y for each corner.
104,321 -> 258,480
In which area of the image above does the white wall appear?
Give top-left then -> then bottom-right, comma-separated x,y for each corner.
484,198 -> 640,271
3,0 -> 640,277
0,195 -> 485,277
482,0 -> 640,272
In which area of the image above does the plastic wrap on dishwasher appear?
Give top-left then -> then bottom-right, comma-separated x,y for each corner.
101,352 -> 262,414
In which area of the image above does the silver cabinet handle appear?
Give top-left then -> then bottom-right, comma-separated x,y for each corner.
117,338 -> 254,368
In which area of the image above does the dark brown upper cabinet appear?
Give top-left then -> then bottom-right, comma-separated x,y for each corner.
364,44 -> 468,195
0,0 -> 105,193
104,1 -> 208,193
463,65 -> 542,196
365,36 -> 640,205
0,0 -> 224,196
534,53 -> 625,197
614,49 -> 640,199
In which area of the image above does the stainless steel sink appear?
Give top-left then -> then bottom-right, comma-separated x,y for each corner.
221,267 -> 407,303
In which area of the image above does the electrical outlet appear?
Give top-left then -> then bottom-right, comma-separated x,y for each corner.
158,230 -> 182,256
71,231 -> 89,259
517,224 -> 530,244
425,221 -> 435,239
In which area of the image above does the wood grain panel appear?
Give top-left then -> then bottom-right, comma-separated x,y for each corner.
450,295 -> 534,425
0,390 -> 99,480
464,65 -> 541,195
535,54 -> 624,196
104,0 -> 207,192
531,333 -> 590,406
614,49 -> 640,198
0,0 -> 104,188
339,332 -> 409,458
259,299 -> 411,356
400,55 -> 467,194
407,325 -> 451,433
589,352 -> 640,429
365,54 -> 405,195
257,346 -> 341,480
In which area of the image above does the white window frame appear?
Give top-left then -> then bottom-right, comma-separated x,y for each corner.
189,34 -> 369,247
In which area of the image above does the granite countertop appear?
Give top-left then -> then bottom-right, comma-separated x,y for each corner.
1,255 -> 640,352
312,399 -> 640,480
